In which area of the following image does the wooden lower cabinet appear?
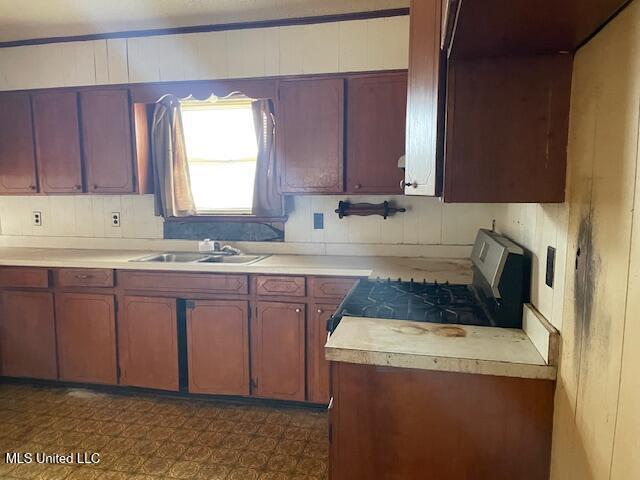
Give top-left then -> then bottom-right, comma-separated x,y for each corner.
329,362 -> 555,480
307,303 -> 337,404
186,300 -> 249,395
118,296 -> 179,391
56,293 -> 117,384
0,291 -> 57,379
251,301 -> 306,401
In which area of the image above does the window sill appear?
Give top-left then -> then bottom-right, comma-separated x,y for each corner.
164,215 -> 288,223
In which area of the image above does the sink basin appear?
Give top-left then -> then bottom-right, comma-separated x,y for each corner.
130,252 -> 268,265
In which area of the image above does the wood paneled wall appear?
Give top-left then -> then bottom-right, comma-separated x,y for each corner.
0,17 -> 409,91
546,1 -> 640,478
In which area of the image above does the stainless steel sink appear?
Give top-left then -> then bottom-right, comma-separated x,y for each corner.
130,252 -> 268,265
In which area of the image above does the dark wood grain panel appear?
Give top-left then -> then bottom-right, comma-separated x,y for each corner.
32,91 -> 83,193
80,89 -> 134,193
118,295 -> 179,391
187,300 -> 249,396
330,362 -> 555,480
0,267 -> 49,288
56,293 -> 117,384
57,268 -> 114,288
307,303 -> 337,404
310,277 -> 357,300
251,301 -> 306,401
404,0 -> 443,196
444,54 -> 572,203
346,73 -> 407,194
0,93 -> 38,194
0,291 -> 57,379
255,276 -> 306,297
119,271 -> 248,294
278,78 -> 344,193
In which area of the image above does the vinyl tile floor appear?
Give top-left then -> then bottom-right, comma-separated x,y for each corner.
0,383 -> 328,480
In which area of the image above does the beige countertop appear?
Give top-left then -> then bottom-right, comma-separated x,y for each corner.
0,247 -> 472,282
325,317 -> 557,380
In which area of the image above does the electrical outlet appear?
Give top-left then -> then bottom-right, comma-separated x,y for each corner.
313,213 -> 324,230
111,212 -> 120,227
32,211 -> 42,226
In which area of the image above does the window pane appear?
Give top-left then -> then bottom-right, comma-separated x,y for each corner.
182,107 -> 257,161
188,162 -> 256,213
180,99 -> 258,213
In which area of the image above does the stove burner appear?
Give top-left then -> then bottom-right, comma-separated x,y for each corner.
329,278 -> 491,331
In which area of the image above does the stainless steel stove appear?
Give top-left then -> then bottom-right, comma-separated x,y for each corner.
327,229 -> 530,333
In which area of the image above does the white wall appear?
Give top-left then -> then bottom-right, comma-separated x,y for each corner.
0,17 -> 410,90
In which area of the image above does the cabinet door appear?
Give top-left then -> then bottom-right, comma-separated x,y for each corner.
307,303 -> 337,404
56,293 -> 117,384
347,74 -> 407,194
80,89 -> 135,193
251,302 -> 306,401
0,94 -> 38,194
0,291 -> 56,379
404,0 -> 443,196
187,300 -> 249,396
118,296 -> 179,391
32,91 -> 83,193
278,78 -> 344,193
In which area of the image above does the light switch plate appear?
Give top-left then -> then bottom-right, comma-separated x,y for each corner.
32,211 -> 42,226
111,212 -> 120,227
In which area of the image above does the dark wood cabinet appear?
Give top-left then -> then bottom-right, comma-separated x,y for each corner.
307,303 -> 337,404
404,0 -> 443,196
278,78 -> 344,193
56,293 -> 117,384
0,94 -> 38,194
330,362 -> 555,480
80,89 -> 135,193
444,54 -> 572,202
346,73 -> 407,194
32,91 -> 84,193
118,295 -> 179,391
251,301 -> 306,401
0,291 -> 57,379
186,300 -> 249,396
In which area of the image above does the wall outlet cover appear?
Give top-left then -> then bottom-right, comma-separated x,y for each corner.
313,213 -> 324,230
546,246 -> 556,288
32,211 -> 42,226
111,212 -> 120,227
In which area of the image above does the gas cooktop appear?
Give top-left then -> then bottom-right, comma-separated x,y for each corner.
327,278 -> 492,333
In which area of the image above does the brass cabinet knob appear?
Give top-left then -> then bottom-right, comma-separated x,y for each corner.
295,308 -> 301,313
317,309 -> 323,313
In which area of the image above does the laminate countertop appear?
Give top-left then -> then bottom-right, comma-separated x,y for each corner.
0,247 -> 472,282
325,317 -> 557,380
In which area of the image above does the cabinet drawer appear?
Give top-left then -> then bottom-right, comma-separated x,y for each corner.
57,268 -> 114,287
255,276 -> 306,297
0,267 -> 49,288
310,277 -> 358,300
120,271 -> 248,294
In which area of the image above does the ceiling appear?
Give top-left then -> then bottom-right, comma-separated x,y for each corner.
0,0 -> 409,43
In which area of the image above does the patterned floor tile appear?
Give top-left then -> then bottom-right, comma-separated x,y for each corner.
0,384 -> 329,480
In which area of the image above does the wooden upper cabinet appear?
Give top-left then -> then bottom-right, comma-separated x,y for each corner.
346,73 -> 407,194
0,94 -> 38,194
278,78 -> 344,193
187,300 -> 249,396
444,54 -> 572,202
404,0 -> 443,196
80,89 -> 135,193
56,293 -> 117,385
0,291 -> 57,380
32,91 -> 83,193
118,296 -> 179,391
251,301 -> 306,401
